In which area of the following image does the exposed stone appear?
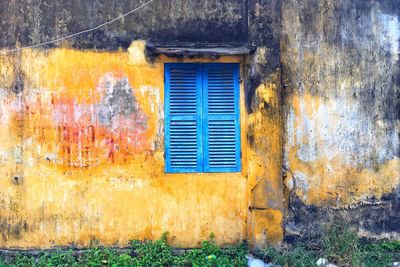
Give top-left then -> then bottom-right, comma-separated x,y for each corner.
247,254 -> 272,267
316,258 -> 328,266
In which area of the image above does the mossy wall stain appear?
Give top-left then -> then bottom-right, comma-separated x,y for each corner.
0,0 -> 248,50
281,0 -> 399,240
244,0 -> 285,248
245,49 -> 284,247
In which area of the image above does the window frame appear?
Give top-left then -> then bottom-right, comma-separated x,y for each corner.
164,62 -> 241,173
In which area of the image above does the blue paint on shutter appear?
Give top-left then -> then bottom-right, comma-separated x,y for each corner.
203,63 -> 241,172
165,63 -> 203,173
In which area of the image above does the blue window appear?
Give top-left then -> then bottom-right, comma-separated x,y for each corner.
165,63 -> 241,173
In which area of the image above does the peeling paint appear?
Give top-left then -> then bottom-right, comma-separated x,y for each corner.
0,0 -> 398,249
282,0 -> 400,239
0,42 -> 250,248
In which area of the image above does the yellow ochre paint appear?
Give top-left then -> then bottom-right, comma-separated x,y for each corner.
0,41 -> 255,248
245,73 -> 285,247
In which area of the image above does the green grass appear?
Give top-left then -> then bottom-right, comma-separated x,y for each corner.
261,222 -> 400,267
0,233 -> 248,267
0,227 -> 398,267
262,245 -> 317,267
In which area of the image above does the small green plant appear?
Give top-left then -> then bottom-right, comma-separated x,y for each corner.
13,255 -> 36,267
375,240 -> 400,252
263,245 -> 317,267
321,221 -> 362,267
261,221 -> 399,267
181,233 -> 247,267
361,240 -> 399,267
36,250 -> 77,266
130,232 -> 178,266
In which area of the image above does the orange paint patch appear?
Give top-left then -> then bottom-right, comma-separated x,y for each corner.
14,48 -> 164,168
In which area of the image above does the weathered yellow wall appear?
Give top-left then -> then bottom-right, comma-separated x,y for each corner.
245,48 -> 285,247
0,42 -> 256,248
281,0 -> 400,240
284,94 -> 399,206
2,0 -> 398,250
282,0 -> 400,207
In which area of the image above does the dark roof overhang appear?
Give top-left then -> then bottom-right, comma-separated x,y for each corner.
146,45 -> 254,57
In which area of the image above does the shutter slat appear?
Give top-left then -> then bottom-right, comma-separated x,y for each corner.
203,64 -> 241,172
168,64 -> 198,115
165,64 -> 203,173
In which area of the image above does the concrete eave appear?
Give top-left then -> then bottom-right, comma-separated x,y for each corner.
147,46 -> 254,57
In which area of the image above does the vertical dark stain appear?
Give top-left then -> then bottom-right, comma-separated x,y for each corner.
88,125 -> 96,143
12,56 -> 25,185
12,71 -> 24,94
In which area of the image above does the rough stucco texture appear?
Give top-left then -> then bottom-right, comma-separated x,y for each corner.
0,44 -> 251,248
0,0 -> 286,249
281,0 -> 400,240
245,0 -> 285,248
0,0 -> 247,49
0,0 -> 399,248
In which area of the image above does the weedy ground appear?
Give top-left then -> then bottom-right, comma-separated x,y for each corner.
0,233 -> 247,267
261,222 -> 400,267
0,226 -> 399,267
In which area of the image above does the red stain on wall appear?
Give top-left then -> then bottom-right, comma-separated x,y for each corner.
37,74 -> 150,167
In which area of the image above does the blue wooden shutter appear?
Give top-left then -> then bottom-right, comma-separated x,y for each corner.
165,63 -> 203,172
203,63 -> 241,172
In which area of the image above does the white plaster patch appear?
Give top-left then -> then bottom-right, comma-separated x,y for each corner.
293,171 -> 309,192
287,96 -> 399,168
137,85 -> 163,149
109,177 -> 149,191
287,108 -> 295,147
0,89 -> 10,125
25,156 -> 35,167
379,14 -> 400,61
285,175 -> 294,191
0,150 -> 9,164
127,41 -> 147,66
137,85 -> 161,116
44,153 -> 58,162
15,145 -> 23,164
